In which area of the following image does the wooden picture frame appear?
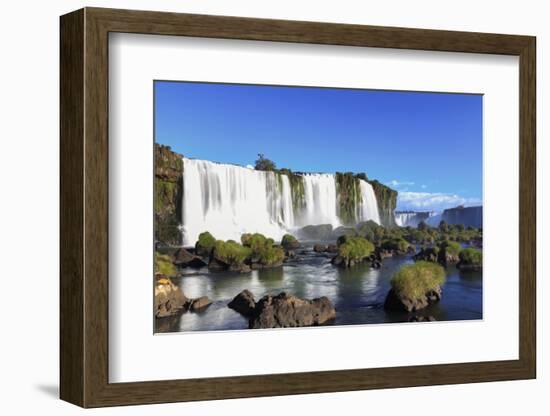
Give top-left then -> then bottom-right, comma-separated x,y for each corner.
60,7 -> 536,408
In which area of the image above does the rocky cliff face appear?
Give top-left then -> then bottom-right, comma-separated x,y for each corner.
441,205 -> 482,228
367,179 -> 397,227
155,144 -> 183,246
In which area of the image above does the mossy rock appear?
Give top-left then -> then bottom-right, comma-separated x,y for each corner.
334,236 -> 375,267
438,240 -> 461,265
211,240 -> 252,267
281,234 -> 300,249
380,237 -> 411,253
241,233 -> 284,268
195,231 -> 216,257
413,246 -> 440,263
385,261 -> 445,312
257,245 -> 285,267
457,248 -> 482,270
298,224 -> 333,240
154,144 -> 184,246
154,252 -> 177,276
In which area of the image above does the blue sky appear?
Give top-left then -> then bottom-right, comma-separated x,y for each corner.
155,81 -> 482,211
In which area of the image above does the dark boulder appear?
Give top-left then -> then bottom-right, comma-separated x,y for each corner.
189,296 -> 212,311
281,234 -> 300,250
331,255 -> 344,266
384,287 -> 442,313
331,226 -> 358,240
173,247 -> 207,268
297,224 -> 333,240
249,292 -> 336,329
228,290 -> 256,316
313,244 -> 327,253
326,244 -> 338,253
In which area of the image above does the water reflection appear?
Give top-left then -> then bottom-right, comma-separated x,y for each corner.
158,245 -> 482,333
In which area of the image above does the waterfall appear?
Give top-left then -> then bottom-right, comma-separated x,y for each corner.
358,180 -> 381,224
395,211 -> 436,227
181,157 -> 381,246
300,174 -> 341,227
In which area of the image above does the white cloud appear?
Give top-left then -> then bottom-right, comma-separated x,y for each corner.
397,191 -> 481,212
421,184 -> 427,189
387,179 -> 415,188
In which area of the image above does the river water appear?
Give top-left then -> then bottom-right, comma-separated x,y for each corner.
155,243 -> 482,333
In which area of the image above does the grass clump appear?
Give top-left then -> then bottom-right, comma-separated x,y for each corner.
212,240 -> 252,265
242,232 -> 284,266
439,240 -> 461,256
241,233 -> 274,251
281,234 -> 299,248
258,245 -> 285,266
391,261 -> 446,299
338,236 -> 375,263
195,231 -> 216,256
380,237 -> 410,252
459,248 -> 482,265
154,252 -> 177,276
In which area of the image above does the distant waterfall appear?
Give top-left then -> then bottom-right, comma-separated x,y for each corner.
395,211 -> 435,227
182,158 -> 380,245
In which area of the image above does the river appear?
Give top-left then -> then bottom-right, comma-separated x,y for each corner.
155,242 -> 482,333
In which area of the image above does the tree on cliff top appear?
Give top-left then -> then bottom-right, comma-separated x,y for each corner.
255,154 -> 276,171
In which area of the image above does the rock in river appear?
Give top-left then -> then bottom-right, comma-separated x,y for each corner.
189,296 -> 212,311
154,275 -> 188,318
313,244 -> 327,253
249,292 -> 336,329
384,287 -> 442,313
228,289 -> 256,316
173,247 -> 207,268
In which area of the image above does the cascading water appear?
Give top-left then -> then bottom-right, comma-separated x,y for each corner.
182,157 -> 381,246
395,211 -> 436,227
300,174 -> 341,227
358,180 -> 381,224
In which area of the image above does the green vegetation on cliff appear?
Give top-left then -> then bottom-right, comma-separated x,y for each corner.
391,261 -> 445,299
335,172 -> 361,225
367,179 -> 397,228
252,154 -> 397,226
154,144 -> 184,245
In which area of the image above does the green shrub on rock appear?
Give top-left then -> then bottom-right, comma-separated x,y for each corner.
457,248 -> 483,270
336,236 -> 375,266
195,231 -> 216,257
438,240 -> 461,264
258,245 -> 285,266
459,248 -> 482,265
241,233 -> 274,251
380,237 -> 410,253
281,234 -> 300,249
154,252 -> 177,276
212,240 -> 252,266
413,246 -> 440,263
241,232 -> 285,267
390,261 -> 445,300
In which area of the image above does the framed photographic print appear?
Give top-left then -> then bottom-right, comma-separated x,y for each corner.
60,7 -> 536,408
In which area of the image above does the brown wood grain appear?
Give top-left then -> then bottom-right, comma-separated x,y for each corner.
60,7 -> 537,408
